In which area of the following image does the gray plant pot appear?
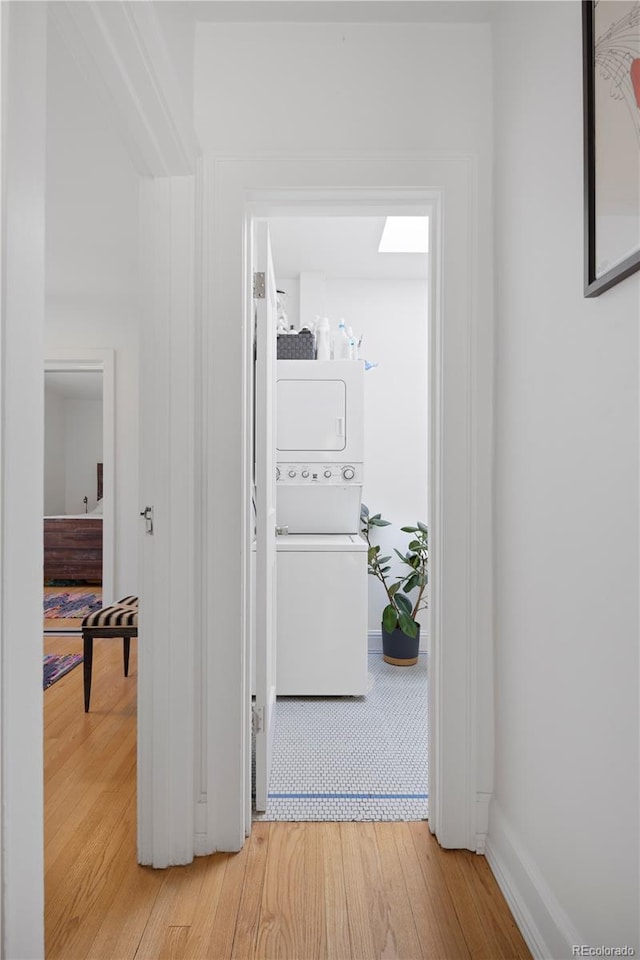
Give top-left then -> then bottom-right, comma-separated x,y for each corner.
381,623 -> 420,665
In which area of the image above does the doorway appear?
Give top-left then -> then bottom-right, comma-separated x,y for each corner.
251,211 -> 430,822
183,155 -> 491,857
44,351 -> 115,604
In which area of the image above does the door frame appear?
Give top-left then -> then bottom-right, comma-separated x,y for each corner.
44,349 -> 115,604
200,155 -> 494,853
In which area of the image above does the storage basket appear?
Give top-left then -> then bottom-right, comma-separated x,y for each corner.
277,330 -> 316,360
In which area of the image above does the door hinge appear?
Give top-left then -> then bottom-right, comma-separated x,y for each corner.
253,272 -> 266,299
252,705 -> 264,734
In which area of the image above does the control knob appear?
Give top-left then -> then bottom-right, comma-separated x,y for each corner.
342,465 -> 355,481
301,469 -> 309,478
288,469 -> 297,478
324,469 -> 332,479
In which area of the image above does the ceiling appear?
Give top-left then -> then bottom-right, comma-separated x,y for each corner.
45,371 -> 103,402
268,217 -> 428,281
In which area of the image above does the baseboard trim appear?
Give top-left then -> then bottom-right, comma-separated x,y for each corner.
485,802 -> 582,960
475,792 -> 491,853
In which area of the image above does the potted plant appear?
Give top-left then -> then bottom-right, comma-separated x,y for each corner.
360,504 -> 428,665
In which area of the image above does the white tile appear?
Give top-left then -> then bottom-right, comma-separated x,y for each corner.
253,655 -> 428,822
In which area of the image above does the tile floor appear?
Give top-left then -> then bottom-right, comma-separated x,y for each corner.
254,653 -> 428,822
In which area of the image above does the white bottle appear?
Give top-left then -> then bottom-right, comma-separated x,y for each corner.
316,317 -> 331,360
334,319 -> 351,360
347,326 -> 359,360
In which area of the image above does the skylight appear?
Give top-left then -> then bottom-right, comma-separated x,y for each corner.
378,216 -> 429,254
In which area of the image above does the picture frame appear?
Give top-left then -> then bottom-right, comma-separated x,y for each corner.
583,0 -> 640,297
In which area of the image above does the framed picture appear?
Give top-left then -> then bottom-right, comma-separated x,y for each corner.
583,0 -> 640,297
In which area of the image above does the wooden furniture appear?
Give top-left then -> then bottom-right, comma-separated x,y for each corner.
43,517 -> 103,582
81,596 -> 138,712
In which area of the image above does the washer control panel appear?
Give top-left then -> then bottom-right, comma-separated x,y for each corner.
276,462 -> 363,483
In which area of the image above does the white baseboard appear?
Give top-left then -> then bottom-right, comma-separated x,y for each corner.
475,792 -> 491,853
485,802 -> 582,960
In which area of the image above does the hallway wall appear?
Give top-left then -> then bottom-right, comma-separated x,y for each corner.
194,14 -> 493,673
194,21 -> 493,164
491,2 -> 639,954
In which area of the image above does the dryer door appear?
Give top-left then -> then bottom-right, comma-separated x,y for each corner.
277,378 -> 346,453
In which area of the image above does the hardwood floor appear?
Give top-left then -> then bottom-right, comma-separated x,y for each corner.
44,638 -> 531,960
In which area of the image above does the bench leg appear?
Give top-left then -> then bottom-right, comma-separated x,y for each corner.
83,634 -> 94,712
123,637 -> 130,677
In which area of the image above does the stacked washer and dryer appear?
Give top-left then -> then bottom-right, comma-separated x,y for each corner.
275,359 -> 368,696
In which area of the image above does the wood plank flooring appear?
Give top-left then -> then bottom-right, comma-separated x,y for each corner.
44,632 -> 531,960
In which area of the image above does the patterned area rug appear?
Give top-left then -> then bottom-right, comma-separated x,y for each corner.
43,654 -> 83,690
44,592 -> 101,619
254,653 -> 428,822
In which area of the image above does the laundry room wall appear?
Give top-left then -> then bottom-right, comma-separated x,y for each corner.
275,276 -> 299,330
45,20 -> 140,597
324,277 -> 429,639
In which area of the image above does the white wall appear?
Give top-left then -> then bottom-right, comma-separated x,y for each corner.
324,278 -> 428,636
195,21 -> 492,163
196,16 -> 491,646
64,398 -> 103,515
45,20 -> 140,596
44,389 -> 65,515
490,3 -> 639,955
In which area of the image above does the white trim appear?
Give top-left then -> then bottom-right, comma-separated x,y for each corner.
199,155 -> 492,853
1,5 -> 46,957
0,8 -> 4,949
44,350 -> 115,605
138,177 -> 196,867
485,802 -> 583,960
49,1 -> 199,177
193,155 -> 213,854
474,792 -> 491,854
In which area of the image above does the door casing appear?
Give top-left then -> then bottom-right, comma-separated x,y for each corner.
44,350 -> 115,604
199,156 -> 494,853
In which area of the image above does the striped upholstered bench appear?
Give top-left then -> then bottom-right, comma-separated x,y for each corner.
81,596 -> 138,712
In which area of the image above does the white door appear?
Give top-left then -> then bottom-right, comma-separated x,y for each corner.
254,221 -> 278,811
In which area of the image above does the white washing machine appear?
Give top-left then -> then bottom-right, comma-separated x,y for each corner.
276,534 -> 368,696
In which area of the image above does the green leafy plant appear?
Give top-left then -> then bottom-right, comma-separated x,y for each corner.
360,504 -> 428,639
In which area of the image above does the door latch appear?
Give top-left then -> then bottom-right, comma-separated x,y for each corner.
139,505 -> 154,535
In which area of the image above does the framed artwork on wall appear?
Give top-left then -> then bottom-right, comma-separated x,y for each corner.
583,0 -> 640,296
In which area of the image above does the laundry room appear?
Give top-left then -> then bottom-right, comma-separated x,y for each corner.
252,214 -> 430,822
